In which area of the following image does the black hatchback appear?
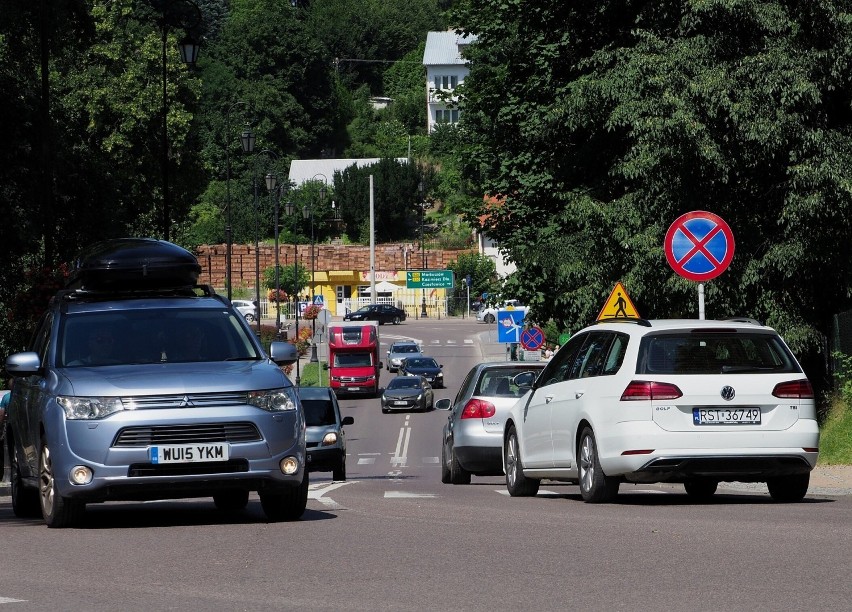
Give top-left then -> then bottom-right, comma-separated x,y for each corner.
343,304 -> 406,325
399,356 -> 444,388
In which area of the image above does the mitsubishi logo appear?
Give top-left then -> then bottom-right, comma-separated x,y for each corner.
179,396 -> 194,408
720,386 -> 735,401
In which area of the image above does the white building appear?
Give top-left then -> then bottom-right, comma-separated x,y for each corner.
422,31 -> 477,134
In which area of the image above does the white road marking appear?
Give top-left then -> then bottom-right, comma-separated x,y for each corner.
496,489 -> 560,496
0,598 -> 27,604
358,457 -> 376,465
384,491 -> 437,499
390,417 -> 412,467
422,457 -> 439,464
308,481 -> 350,498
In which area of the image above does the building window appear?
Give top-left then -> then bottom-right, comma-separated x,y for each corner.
435,75 -> 458,91
435,109 -> 460,124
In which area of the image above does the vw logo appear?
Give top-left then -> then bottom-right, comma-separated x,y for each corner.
720,386 -> 735,401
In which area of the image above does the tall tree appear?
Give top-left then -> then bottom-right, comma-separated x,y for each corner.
452,0 -> 852,390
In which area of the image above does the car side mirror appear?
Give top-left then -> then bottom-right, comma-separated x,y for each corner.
435,398 -> 452,411
341,416 -> 354,426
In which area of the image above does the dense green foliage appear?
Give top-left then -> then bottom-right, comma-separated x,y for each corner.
0,0 -> 447,358
452,0 -> 852,391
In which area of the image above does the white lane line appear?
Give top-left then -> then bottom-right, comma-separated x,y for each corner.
496,489 -> 560,496
422,457 -> 439,464
358,457 -> 376,465
0,598 -> 27,604
464,339 -> 473,344
384,491 -> 437,499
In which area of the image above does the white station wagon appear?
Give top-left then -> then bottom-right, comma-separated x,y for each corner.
503,318 -> 819,503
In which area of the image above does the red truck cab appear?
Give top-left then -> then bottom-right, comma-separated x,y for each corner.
328,322 -> 382,397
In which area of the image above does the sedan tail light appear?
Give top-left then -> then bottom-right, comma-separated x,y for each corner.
620,381 -> 683,401
772,379 -> 814,399
460,399 -> 496,419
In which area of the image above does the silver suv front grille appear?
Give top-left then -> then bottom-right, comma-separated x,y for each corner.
113,422 -> 261,447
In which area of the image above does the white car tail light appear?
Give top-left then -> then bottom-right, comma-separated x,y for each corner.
620,380 -> 683,401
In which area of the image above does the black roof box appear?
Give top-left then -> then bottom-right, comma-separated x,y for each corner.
66,238 -> 201,290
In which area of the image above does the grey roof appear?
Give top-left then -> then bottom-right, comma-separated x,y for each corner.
423,31 -> 477,66
288,158 -> 408,187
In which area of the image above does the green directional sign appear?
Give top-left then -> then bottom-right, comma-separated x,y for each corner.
406,270 -> 455,289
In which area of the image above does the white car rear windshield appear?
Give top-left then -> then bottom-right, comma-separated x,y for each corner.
639,331 -> 801,375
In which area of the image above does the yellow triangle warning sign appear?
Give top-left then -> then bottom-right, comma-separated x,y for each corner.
597,282 -> 640,321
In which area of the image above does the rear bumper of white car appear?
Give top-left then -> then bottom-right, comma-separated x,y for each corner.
598,419 -> 819,483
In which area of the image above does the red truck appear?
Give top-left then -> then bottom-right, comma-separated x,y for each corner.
328,322 -> 383,397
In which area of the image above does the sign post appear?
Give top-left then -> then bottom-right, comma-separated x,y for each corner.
664,211 -> 735,319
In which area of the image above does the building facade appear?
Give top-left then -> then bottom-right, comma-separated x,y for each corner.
196,242 -> 476,318
423,31 -> 477,134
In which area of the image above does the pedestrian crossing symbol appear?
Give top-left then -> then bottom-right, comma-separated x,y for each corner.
313,294 -> 324,306
597,282 -> 640,321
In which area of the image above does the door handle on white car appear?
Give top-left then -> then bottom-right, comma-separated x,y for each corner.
545,395 -> 553,403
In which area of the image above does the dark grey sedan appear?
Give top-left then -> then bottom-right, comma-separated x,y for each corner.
399,356 -> 444,388
381,375 -> 433,413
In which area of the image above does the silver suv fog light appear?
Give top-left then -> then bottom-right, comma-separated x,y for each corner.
70,465 -> 93,485
279,456 -> 299,475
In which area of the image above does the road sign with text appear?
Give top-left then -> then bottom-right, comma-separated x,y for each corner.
406,270 -> 454,289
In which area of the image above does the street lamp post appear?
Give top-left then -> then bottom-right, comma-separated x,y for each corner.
306,175 -> 326,365
418,181 -> 427,318
265,171 -> 287,331
253,175 -> 261,335
285,200 -> 301,386
157,0 -> 202,242
225,101 -> 253,300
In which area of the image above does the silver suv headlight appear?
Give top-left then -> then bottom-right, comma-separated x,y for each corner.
248,387 -> 298,412
57,396 -> 126,420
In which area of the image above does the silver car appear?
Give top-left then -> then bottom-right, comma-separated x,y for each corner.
231,299 -> 259,323
298,386 -> 354,481
436,362 -> 544,484
4,238 -> 307,528
386,340 -> 423,373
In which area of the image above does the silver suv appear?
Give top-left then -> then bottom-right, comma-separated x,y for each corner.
4,239 -> 308,527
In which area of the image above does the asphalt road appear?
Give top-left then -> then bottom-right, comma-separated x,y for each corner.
1,317 -> 851,611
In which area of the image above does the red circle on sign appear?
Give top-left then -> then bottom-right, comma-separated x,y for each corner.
664,211 -> 735,282
521,327 -> 544,351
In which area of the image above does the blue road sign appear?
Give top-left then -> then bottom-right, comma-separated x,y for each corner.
313,294 -> 325,306
497,310 -> 525,343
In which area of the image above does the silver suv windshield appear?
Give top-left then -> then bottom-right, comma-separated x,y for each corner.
58,308 -> 261,367
639,331 -> 801,375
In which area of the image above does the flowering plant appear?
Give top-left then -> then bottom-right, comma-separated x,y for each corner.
267,288 -> 288,303
302,304 -> 322,320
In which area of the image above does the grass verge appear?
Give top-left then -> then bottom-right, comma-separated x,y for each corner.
819,394 -> 852,464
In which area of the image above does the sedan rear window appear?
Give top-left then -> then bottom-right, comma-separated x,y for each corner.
638,331 -> 801,375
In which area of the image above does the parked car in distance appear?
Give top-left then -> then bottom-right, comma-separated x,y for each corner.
436,362 -> 545,484
399,356 -> 444,388
344,304 -> 406,325
297,386 -> 353,481
475,299 -> 529,324
232,299 -> 259,323
386,340 -> 423,372
503,318 -> 819,504
381,375 -> 433,413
